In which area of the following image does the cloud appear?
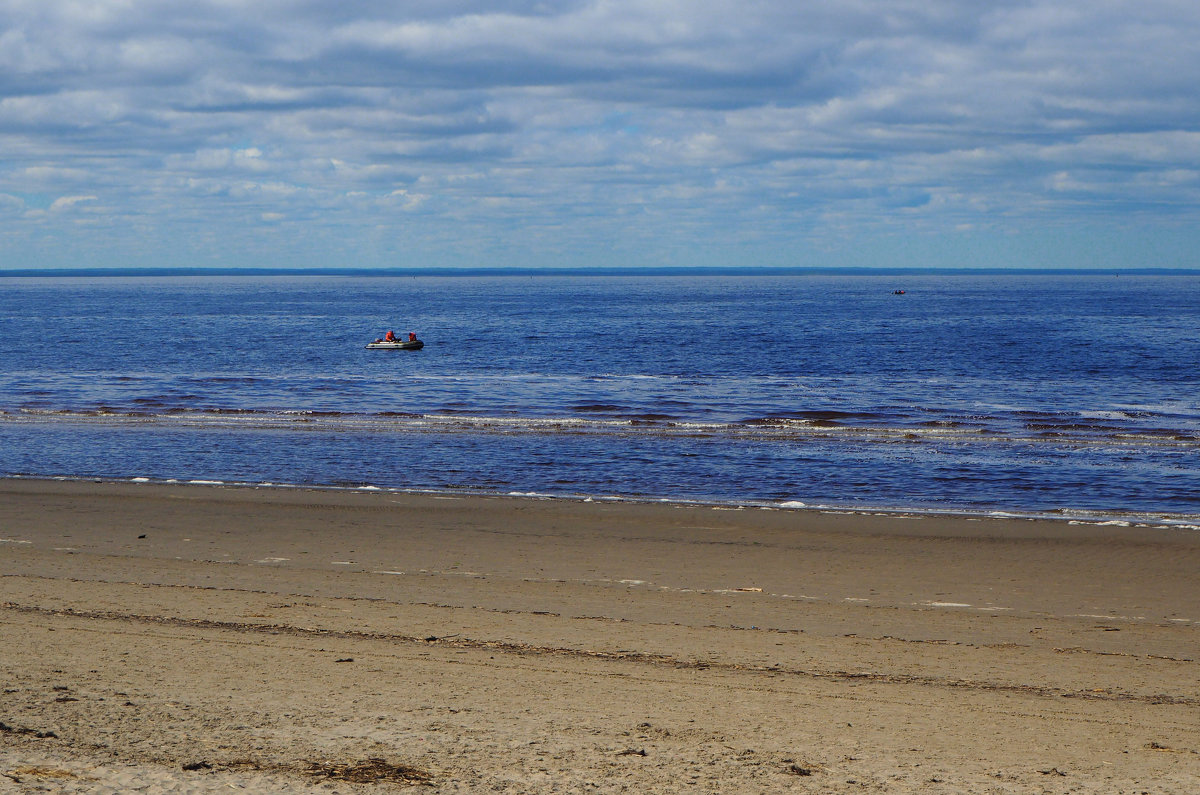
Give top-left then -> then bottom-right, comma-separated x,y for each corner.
175,147 -> 270,172
2,0 -> 1200,268
48,195 -> 98,211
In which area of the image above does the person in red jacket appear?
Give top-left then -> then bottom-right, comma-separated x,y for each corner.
384,330 -> 396,342
408,332 -> 417,342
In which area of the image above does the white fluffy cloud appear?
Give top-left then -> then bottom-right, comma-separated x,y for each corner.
2,0 -> 1199,269
47,194 -> 97,211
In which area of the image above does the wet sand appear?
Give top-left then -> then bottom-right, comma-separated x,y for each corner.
2,479 -> 1198,793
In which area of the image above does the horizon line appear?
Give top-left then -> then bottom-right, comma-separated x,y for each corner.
2,265 -> 1199,278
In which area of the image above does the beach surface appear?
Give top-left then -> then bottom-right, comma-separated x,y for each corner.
1,480 -> 1198,793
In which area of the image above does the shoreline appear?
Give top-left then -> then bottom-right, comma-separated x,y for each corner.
7,473 -> 1200,533
3,478 -> 1199,792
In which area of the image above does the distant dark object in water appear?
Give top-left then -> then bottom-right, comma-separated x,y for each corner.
892,289 -> 906,294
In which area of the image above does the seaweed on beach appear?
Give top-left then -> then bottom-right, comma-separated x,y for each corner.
188,756 -> 434,785
303,758 -> 434,785
2,766 -> 93,784
0,721 -> 58,739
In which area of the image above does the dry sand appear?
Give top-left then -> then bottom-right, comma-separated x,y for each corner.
1,479 -> 1198,793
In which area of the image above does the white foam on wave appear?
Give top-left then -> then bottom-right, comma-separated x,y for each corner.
596,373 -> 673,380
778,500 -> 807,508
188,479 -> 224,485
1078,409 -> 1140,420
423,413 -> 630,430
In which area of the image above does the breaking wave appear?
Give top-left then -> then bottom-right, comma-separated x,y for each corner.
4,405 -> 1197,450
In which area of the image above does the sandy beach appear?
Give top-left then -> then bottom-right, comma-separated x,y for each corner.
1,479 -> 1198,793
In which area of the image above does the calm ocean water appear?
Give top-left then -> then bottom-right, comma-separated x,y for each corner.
2,272 -> 1199,524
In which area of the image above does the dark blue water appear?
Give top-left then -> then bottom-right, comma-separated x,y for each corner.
2,273 -> 1198,523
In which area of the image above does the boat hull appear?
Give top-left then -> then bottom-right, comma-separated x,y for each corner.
366,340 -> 423,350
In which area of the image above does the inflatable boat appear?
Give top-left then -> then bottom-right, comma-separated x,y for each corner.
366,339 -> 423,350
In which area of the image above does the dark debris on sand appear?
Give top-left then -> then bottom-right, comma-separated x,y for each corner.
0,721 -> 58,739
304,758 -> 434,785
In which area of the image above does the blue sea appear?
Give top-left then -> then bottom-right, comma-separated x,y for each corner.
2,272 -> 1199,526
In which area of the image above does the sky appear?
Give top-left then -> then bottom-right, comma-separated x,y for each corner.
2,0 -> 1199,271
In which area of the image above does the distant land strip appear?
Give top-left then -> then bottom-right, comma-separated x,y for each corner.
3,266 -> 1199,278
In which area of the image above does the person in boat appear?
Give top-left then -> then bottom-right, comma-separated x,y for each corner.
408,332 -> 417,342
384,330 -> 397,342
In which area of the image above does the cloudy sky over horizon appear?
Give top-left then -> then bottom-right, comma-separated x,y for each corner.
3,0 -> 1199,270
